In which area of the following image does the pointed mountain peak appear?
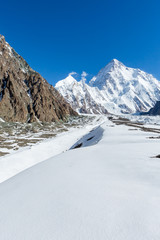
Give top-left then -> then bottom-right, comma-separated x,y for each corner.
65,74 -> 77,83
106,59 -> 125,68
89,59 -> 125,87
110,59 -> 120,64
55,73 -> 77,89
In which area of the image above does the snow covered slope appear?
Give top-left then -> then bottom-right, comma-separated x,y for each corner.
55,74 -> 108,114
0,116 -> 104,183
56,59 -> 160,114
0,118 -> 160,240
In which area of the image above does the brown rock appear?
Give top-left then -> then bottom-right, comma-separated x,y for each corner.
0,35 -> 78,122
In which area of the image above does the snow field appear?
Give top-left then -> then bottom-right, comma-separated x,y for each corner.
0,117 -> 160,239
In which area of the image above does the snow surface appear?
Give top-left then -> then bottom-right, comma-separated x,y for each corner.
0,116 -> 104,183
0,116 -> 160,239
122,114 -> 160,126
55,59 -> 160,114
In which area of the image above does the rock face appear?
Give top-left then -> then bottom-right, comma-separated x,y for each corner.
147,101 -> 160,115
0,35 -> 77,122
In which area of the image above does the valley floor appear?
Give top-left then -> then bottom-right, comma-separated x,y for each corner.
0,115 -> 160,239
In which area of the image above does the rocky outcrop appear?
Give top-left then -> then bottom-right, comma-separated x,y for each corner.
0,35 -> 77,122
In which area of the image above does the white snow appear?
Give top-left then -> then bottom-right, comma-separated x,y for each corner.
0,116 -> 160,239
121,114 -> 160,126
55,74 -> 108,114
0,116 -> 104,183
55,59 -> 160,114
0,118 -> 4,122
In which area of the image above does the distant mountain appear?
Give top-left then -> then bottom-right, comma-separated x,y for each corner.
146,101 -> 160,115
0,35 -> 77,122
56,59 -> 160,114
55,74 -> 108,114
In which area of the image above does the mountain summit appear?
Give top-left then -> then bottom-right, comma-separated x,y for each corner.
0,35 -> 77,122
56,60 -> 160,114
55,74 -> 108,114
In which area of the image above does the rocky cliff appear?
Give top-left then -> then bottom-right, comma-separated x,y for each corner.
0,35 -> 77,122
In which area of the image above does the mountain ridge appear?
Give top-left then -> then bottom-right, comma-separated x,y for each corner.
56,59 -> 160,115
0,35 -> 77,122
55,75 -> 108,114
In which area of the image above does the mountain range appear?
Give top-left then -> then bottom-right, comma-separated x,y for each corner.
55,59 -> 160,115
1,34 -> 160,123
0,35 -> 77,122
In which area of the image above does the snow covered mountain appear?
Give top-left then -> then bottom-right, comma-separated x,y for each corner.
55,59 -> 160,114
146,101 -> 160,115
55,74 -> 108,114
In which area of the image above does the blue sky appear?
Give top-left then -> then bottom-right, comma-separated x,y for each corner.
1,0 -> 160,85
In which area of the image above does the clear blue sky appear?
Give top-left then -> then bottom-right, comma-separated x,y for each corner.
1,0 -> 160,85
